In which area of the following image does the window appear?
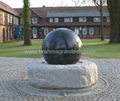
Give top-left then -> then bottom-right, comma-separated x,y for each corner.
73,17 -> 79,22
14,17 -> 15,24
20,18 -> 23,24
44,28 -> 48,35
89,28 -> 94,35
0,29 -> 2,36
54,18 -> 59,22
107,17 -> 110,22
32,17 -> 38,24
10,28 -> 13,39
94,17 -> 101,22
10,16 -> 12,23
82,28 -> 87,35
103,17 -> 107,22
32,27 -> 37,34
2,13 -> 5,25
94,27 -> 100,34
8,15 -> 12,24
0,14 -> 2,24
14,17 -> 19,25
32,27 -> 37,38
79,17 -> 87,22
59,18 -> 64,22
64,17 -> 73,22
79,27 -> 82,35
49,18 -> 53,22
16,18 -> 19,25
75,28 -> 79,35
87,17 -> 93,22
8,14 -> 10,23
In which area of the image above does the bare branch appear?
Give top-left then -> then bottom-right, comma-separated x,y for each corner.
72,0 -> 81,6
60,0 -> 64,6
93,0 -> 100,6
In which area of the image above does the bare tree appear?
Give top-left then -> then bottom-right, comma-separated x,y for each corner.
53,0 -> 68,6
60,0 -> 64,6
93,0 -> 107,41
94,0 -> 120,43
71,0 -> 106,40
72,0 -> 81,6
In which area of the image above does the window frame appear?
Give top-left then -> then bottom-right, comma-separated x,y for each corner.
49,18 -> 53,23
54,18 -> 59,22
93,17 -> 101,22
64,17 -> 73,22
89,28 -> 94,35
79,17 -> 87,22
32,17 -> 38,24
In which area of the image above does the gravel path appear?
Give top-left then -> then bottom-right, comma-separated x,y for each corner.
0,57 -> 120,101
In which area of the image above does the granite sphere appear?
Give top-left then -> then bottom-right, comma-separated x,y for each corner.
42,28 -> 82,64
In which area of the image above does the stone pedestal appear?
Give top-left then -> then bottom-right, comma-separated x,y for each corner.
28,60 -> 98,89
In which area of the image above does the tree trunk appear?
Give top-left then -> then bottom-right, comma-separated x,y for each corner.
107,0 -> 120,43
23,0 -> 32,45
24,29 -> 31,45
100,0 -> 104,41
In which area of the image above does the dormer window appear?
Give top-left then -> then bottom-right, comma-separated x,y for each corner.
79,17 -> 87,22
49,18 -> 53,22
32,17 -> 38,24
54,18 -> 59,22
94,17 -> 101,22
64,17 -> 73,22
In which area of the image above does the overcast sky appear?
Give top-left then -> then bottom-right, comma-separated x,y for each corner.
0,0 -> 93,8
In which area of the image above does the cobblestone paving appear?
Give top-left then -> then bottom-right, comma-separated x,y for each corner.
0,57 -> 120,101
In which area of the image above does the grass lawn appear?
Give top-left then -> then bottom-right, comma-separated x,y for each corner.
0,39 -> 120,58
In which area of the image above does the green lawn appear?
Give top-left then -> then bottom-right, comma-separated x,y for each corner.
82,40 -> 120,58
0,39 -> 120,58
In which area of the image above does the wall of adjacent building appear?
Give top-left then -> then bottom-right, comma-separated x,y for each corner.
0,10 -> 6,42
0,10 -> 19,42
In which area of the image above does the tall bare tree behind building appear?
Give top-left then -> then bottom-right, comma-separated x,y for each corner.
92,0 -> 107,41
72,0 -> 81,6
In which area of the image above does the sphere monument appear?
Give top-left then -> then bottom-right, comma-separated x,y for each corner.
42,28 -> 82,64
27,28 -> 98,89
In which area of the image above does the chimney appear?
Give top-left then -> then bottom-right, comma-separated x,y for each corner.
43,5 -> 46,8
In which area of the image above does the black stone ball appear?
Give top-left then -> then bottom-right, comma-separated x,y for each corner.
42,28 -> 82,64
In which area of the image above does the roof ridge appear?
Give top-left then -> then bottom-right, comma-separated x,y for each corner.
31,9 -> 42,17
0,1 -> 18,15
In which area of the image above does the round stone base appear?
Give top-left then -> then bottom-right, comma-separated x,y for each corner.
28,60 -> 98,89
15,77 -> 108,96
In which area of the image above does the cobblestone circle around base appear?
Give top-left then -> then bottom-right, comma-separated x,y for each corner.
0,57 -> 120,101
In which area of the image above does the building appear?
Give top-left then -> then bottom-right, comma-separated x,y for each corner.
0,1 -> 110,42
0,1 -> 19,42
15,6 -> 110,39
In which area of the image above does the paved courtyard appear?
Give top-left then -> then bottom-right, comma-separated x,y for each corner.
0,57 -> 120,101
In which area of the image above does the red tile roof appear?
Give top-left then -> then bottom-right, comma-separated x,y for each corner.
0,1 -> 18,16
